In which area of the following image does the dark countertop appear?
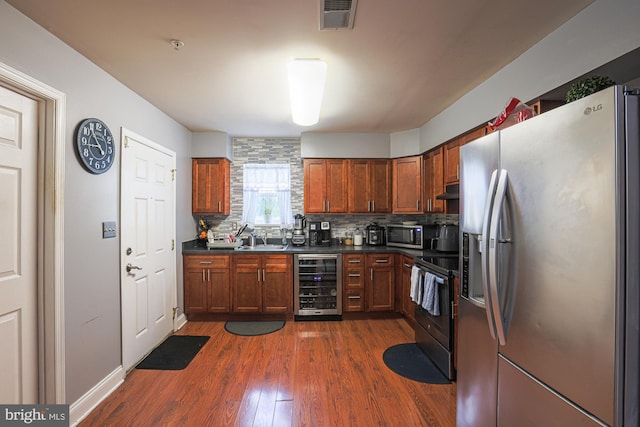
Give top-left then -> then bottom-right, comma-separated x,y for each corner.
182,239 -> 432,261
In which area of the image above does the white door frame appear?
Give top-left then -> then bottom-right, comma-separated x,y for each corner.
120,127 -> 177,370
0,62 -> 66,403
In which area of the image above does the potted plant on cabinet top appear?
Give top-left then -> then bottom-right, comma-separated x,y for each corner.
565,75 -> 616,103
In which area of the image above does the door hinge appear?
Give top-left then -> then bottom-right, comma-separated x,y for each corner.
172,307 -> 178,320
124,137 -> 130,148
171,169 -> 176,181
172,239 -> 175,251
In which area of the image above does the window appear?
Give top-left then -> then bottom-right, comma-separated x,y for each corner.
242,163 -> 293,227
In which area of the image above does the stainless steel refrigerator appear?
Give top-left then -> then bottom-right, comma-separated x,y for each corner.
457,86 -> 639,426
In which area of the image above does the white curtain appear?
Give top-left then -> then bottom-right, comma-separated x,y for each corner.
242,164 -> 293,227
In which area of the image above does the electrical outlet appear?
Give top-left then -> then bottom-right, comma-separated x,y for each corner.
232,221 -> 238,230
103,221 -> 117,238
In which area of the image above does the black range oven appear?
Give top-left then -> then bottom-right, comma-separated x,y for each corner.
412,252 -> 458,380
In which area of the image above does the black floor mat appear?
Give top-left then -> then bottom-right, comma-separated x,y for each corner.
382,343 -> 450,384
136,335 -> 209,370
224,320 -> 285,336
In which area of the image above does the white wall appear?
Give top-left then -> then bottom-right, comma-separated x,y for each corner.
300,132 -> 390,158
0,0 -> 193,405
419,0 -> 640,152
192,131 -> 233,159
390,128 -> 420,158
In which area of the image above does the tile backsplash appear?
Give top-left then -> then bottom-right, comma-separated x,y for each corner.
192,138 -> 458,240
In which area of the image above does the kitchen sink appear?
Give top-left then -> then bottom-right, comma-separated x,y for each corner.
236,244 -> 289,251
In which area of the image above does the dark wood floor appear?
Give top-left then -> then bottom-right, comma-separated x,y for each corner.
80,318 -> 456,426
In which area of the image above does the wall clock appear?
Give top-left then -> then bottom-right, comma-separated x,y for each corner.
75,118 -> 115,174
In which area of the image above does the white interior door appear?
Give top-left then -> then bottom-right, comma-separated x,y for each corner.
0,85 -> 38,403
120,129 -> 176,371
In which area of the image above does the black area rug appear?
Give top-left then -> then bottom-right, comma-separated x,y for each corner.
382,343 -> 450,384
136,335 -> 209,370
224,320 -> 285,336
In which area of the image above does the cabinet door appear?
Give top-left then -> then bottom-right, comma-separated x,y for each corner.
348,159 -> 371,213
326,159 -> 348,213
192,158 -> 230,214
366,254 -> 395,311
184,268 -> 207,313
232,255 -> 261,313
444,139 -> 460,185
392,156 -> 423,213
424,147 -> 445,213
262,255 -> 293,313
370,159 -> 392,213
401,256 -> 415,323
303,159 -> 327,213
343,254 -> 365,312
462,126 -> 487,145
208,269 -> 231,313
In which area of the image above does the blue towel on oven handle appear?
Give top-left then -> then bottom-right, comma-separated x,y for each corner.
422,272 -> 440,316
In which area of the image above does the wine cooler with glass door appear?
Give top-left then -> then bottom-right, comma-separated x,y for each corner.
294,254 -> 342,319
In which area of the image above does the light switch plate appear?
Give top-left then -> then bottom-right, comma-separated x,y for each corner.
103,221 -> 117,239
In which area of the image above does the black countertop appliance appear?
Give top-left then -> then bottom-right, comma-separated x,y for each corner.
366,222 -> 385,246
309,221 -> 331,246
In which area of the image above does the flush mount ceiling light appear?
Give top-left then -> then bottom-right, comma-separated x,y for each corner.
287,59 -> 327,126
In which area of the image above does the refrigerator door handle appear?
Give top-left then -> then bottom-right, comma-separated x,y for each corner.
488,169 -> 510,346
481,169 -> 499,340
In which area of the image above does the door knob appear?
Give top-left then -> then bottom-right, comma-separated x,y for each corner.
126,263 -> 142,273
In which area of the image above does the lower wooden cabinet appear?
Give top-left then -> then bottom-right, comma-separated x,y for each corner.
343,253 -> 396,312
184,255 -> 231,314
366,253 -> 395,311
400,255 -> 415,323
342,254 -> 366,312
232,254 -> 293,314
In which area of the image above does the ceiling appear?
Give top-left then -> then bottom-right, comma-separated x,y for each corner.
8,0 -> 594,137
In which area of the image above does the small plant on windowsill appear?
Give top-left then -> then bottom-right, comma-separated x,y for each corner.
261,198 -> 276,223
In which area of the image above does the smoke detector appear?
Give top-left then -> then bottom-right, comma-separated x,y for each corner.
320,0 -> 357,30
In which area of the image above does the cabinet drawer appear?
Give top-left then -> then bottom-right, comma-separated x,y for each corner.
184,255 -> 229,269
367,254 -> 395,266
343,290 -> 365,312
344,268 -> 365,288
343,254 -> 365,265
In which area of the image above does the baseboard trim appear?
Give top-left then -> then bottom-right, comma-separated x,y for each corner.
175,312 -> 187,331
69,365 -> 125,426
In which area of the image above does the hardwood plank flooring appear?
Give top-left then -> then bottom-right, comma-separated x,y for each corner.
80,319 -> 456,426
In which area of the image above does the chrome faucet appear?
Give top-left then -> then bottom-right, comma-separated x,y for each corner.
256,233 -> 267,245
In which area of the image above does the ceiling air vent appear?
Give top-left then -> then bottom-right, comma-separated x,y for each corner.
320,0 -> 357,30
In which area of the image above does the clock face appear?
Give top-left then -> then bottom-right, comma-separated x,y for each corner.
76,118 -> 115,174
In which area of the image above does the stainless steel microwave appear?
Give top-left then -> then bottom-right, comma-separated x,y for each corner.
386,224 -> 425,249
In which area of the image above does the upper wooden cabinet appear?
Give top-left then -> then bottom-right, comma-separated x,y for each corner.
463,126 -> 488,145
192,158 -> 230,214
444,126 -> 487,186
348,159 -> 392,213
303,159 -> 348,213
424,147 -> 445,213
444,139 -> 460,185
392,155 -> 423,214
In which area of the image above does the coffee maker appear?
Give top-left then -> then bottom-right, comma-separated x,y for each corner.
309,221 -> 331,246
292,214 -> 306,246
